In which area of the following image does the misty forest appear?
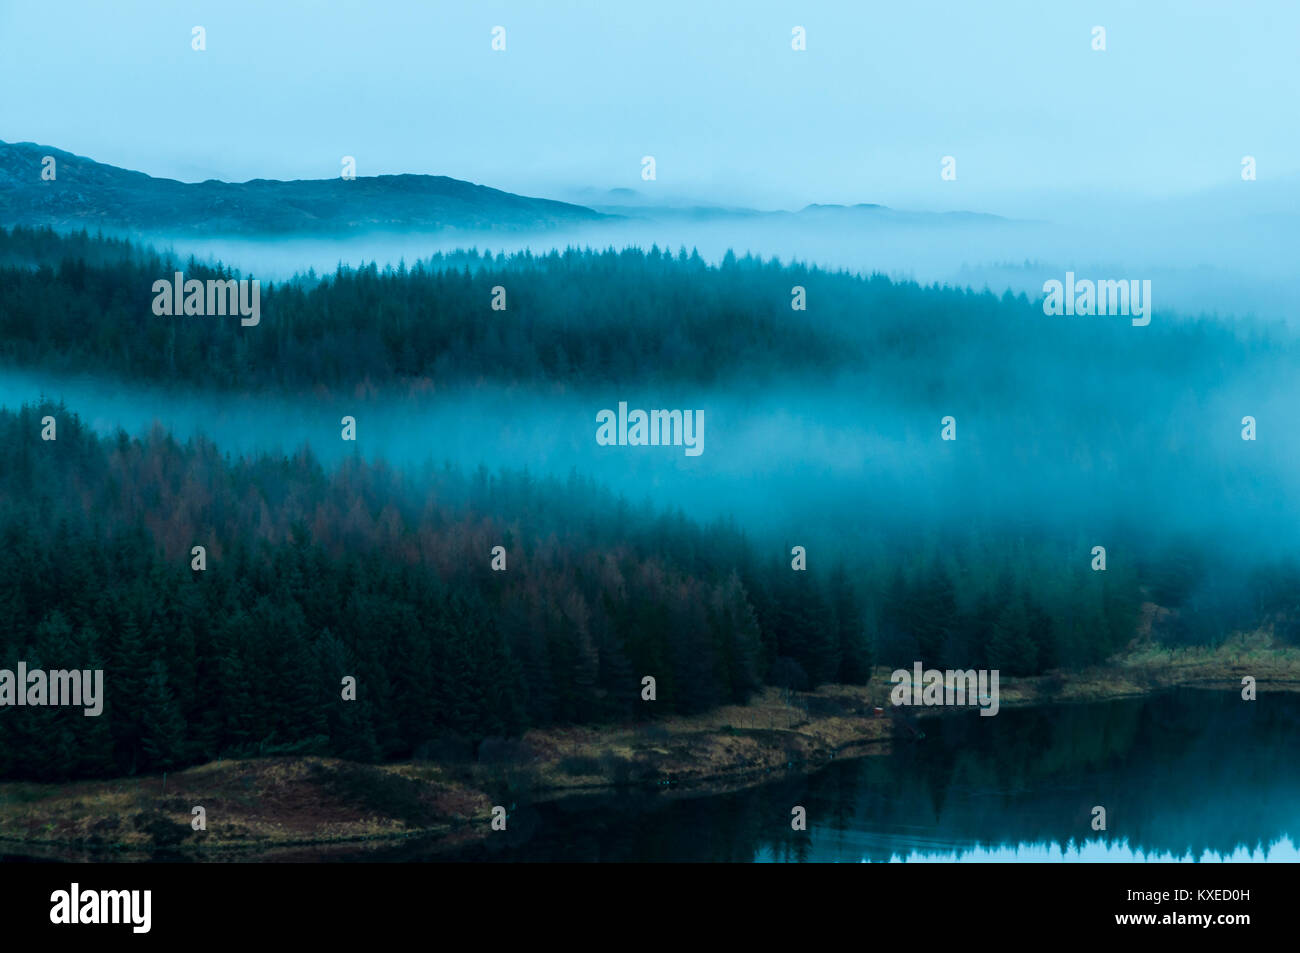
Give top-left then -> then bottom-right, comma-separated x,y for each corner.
1,226 -> 1298,783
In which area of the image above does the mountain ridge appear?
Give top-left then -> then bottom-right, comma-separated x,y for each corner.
0,140 -> 610,234
0,140 -> 1018,236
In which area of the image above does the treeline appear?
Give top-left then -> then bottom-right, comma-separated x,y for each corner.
3,225 -> 1284,396
0,404 -> 872,781
0,403 -> 1274,782
866,531 -> 1261,677
0,226 -> 139,270
0,225 -> 847,388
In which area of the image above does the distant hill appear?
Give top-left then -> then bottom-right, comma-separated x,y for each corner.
0,141 -> 609,234
587,199 -> 1015,225
795,202 -> 1011,225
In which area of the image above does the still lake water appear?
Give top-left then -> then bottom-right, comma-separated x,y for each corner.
418,690 -> 1298,863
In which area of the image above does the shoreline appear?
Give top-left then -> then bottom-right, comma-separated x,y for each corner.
3,640 -> 1298,861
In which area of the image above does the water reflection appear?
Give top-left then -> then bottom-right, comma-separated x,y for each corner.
438,690 -> 1300,863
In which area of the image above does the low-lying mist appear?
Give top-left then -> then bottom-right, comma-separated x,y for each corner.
5,216 -> 1299,659
142,198 -> 1300,322
4,365 -> 1297,561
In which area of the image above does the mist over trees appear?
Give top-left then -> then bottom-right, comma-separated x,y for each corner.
3,229 -> 1299,781
8,224 -> 1290,398
4,399 -> 1289,782
0,404 -> 875,780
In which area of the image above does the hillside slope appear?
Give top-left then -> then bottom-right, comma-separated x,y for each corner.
0,141 -> 608,234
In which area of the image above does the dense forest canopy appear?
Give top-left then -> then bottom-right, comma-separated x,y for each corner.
2,228 -> 1299,782
2,225 -> 1290,395
0,403 -> 866,779
0,402 -> 1210,782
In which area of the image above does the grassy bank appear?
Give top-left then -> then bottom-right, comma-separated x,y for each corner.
3,634 -> 1298,860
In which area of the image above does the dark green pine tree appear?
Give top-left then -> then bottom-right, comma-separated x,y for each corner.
988,592 -> 1040,677
709,572 -> 762,701
32,613 -> 80,778
828,565 -> 872,684
914,562 -> 959,667
214,634 -> 259,756
6,643 -> 64,780
313,628 -> 380,762
139,659 -> 187,771
107,610 -> 151,774
71,624 -> 117,777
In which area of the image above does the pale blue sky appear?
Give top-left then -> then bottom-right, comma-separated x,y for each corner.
1,0 -> 1296,213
